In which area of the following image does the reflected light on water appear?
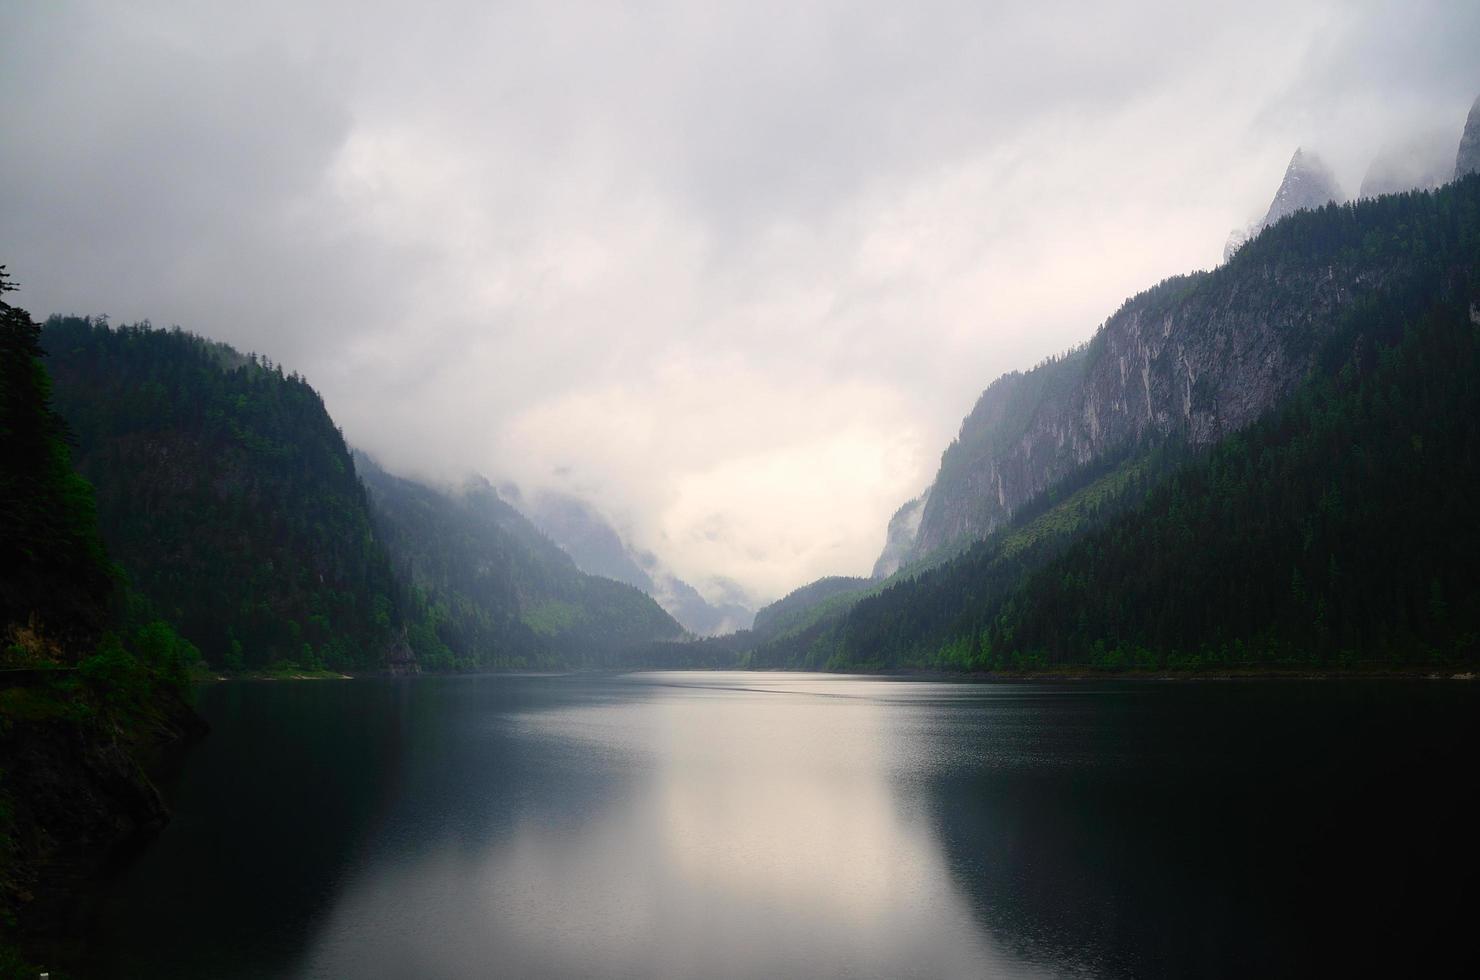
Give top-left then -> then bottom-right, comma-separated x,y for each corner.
298,673 -> 1051,979
84,673 -> 1479,978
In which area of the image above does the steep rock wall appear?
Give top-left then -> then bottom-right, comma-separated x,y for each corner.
902,191 -> 1446,564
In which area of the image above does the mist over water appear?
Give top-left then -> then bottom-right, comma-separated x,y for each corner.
83,675 -> 1477,978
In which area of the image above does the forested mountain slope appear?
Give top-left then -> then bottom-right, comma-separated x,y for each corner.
40,318 -> 402,670
35,317 -> 685,672
751,176 -> 1480,672
761,177 -> 1480,671
747,439 -> 1181,669
884,173 -> 1480,572
750,576 -> 871,640
356,454 -> 684,668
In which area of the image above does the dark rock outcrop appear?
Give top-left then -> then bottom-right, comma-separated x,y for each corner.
1,683 -> 206,940
384,630 -> 420,675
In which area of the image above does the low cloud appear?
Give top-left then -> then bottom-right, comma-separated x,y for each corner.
4,0 -> 1477,603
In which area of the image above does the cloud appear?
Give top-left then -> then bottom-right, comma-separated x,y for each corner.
4,0 -> 1477,603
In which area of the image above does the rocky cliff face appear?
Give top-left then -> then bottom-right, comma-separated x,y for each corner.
892,196 -> 1434,568
871,490 -> 930,578
886,106 -> 1480,574
1457,94 -> 1480,180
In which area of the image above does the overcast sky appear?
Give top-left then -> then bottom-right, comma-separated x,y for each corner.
3,1 -> 1477,604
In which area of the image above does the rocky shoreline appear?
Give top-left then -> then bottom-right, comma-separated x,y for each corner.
1,683 -> 207,962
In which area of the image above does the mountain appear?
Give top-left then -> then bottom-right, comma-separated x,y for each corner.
1358,131 -> 1456,198
1261,148 -> 1344,225
871,490 -> 930,578
898,103 -> 1480,574
772,174 -> 1480,671
1225,147 -> 1343,260
40,317 -> 403,671
513,489 -> 652,590
1458,94 -> 1480,180
649,571 -> 755,636
751,576 -> 871,638
36,316 -> 685,671
357,457 -> 685,667
881,153 -> 1442,572
516,488 -> 755,634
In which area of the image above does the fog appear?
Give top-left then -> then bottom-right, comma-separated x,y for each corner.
3,1 -> 1476,604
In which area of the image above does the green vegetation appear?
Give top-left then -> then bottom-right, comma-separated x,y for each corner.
973,289 -> 1480,670
750,576 -> 870,638
745,176 -> 1480,673
740,443 -> 1177,669
2,269 -> 203,697
746,442 -> 1180,670
995,453 -> 1154,559
30,319 -> 686,673
0,280 -> 113,653
2,270 -> 203,964
356,454 -> 684,669
40,317 -> 404,671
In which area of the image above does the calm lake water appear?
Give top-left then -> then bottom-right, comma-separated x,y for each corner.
80,673 -> 1475,978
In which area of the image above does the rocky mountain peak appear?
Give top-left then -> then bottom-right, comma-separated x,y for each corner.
1225,147 -> 1342,262
1457,94 -> 1480,180
1263,148 -> 1343,227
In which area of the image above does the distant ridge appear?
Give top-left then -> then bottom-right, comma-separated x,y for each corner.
516,488 -> 755,634
1359,130 -> 1454,198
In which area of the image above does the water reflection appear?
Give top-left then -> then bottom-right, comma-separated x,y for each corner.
912,681 -> 1480,978
82,674 -> 1478,979
298,673 -> 1051,979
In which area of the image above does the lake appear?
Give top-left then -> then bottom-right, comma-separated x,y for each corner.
79,673 -> 1475,978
